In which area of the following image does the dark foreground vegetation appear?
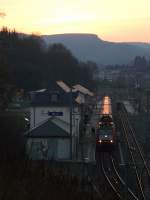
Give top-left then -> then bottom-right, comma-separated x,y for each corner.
0,161 -> 101,200
0,112 -> 26,161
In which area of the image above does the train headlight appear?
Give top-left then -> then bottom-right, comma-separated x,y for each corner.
98,140 -> 102,143
110,140 -> 113,143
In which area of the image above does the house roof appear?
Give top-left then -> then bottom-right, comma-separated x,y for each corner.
73,84 -> 94,96
29,81 -> 94,107
56,80 -> 70,92
30,90 -> 78,107
26,119 -> 70,138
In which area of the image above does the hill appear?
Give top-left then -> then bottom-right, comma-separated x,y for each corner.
43,33 -> 150,65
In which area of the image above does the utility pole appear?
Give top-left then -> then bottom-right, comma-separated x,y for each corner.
124,138 -> 128,200
70,87 -> 73,160
33,105 -> 36,127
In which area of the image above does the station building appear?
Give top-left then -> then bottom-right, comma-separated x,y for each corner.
25,81 -> 94,160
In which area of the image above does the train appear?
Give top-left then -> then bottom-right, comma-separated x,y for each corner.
96,96 -> 116,151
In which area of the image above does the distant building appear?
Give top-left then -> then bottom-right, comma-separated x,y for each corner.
98,69 -> 121,82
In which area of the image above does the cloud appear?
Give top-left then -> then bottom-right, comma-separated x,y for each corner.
0,12 -> 6,18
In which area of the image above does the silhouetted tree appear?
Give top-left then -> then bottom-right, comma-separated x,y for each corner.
0,36 -> 14,109
0,27 -> 98,92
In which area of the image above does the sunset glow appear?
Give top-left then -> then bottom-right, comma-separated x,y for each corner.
0,0 -> 150,42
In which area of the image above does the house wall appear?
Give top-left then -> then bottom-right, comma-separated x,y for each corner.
29,106 -> 81,139
30,106 -> 69,128
26,137 -> 70,160
30,106 -> 80,129
27,106 -> 81,159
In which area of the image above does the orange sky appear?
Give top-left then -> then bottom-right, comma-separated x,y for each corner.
0,0 -> 150,42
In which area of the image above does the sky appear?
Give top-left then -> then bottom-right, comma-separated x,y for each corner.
0,0 -> 150,42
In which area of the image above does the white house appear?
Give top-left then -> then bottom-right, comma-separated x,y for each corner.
26,81 -> 95,160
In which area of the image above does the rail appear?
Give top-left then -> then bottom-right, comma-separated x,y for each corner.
118,104 -> 147,199
97,153 -> 122,199
110,155 -> 139,200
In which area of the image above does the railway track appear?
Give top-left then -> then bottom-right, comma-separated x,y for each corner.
118,103 -> 150,199
110,155 -> 139,200
96,152 -> 138,200
95,152 -> 121,200
89,98 -> 139,199
99,153 -> 122,199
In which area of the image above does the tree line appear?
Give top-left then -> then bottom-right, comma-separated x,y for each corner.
0,27 -> 98,97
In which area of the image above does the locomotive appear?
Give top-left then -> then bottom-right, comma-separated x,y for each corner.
96,96 -> 116,151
